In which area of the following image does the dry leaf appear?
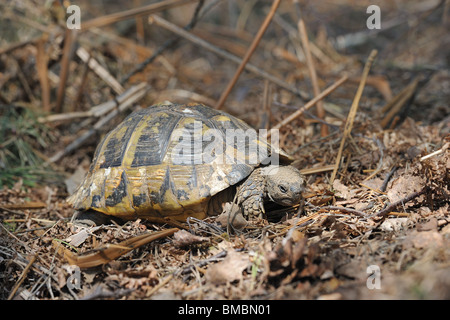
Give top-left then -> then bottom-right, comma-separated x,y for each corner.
333,179 -> 356,200
416,218 -> 438,232
65,165 -> 88,195
216,203 -> 248,231
205,250 -> 249,285
172,229 -> 209,248
387,175 -> 426,205
404,230 -> 444,249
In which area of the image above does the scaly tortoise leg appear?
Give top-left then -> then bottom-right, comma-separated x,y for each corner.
236,168 -> 266,220
71,210 -> 124,227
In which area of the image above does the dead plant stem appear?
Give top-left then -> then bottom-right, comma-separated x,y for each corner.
56,29 -> 78,113
268,75 -> 348,138
215,0 -> 281,109
297,18 -> 327,136
7,254 -> 38,300
373,187 -> 428,218
330,49 -> 377,184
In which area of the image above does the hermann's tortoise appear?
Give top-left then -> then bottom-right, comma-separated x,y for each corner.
67,103 -> 306,224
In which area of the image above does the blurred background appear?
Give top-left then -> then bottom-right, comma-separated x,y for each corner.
0,0 -> 449,300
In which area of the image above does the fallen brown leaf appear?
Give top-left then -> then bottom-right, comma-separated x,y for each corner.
404,230 -> 444,249
172,229 -> 209,248
58,228 -> 178,268
387,175 -> 426,206
205,250 -> 249,285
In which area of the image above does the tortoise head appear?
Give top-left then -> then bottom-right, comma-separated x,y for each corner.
263,166 -> 306,206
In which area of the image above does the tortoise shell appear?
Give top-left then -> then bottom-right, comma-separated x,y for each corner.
67,103 -> 289,221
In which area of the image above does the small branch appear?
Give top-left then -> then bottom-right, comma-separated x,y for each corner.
11,58 -> 37,104
268,211 -> 321,239
35,35 -> 51,112
56,29 -> 78,113
40,83 -> 147,123
381,165 -> 398,192
63,228 -> 179,268
420,142 -> 449,161
145,274 -> 174,298
319,205 -> 368,218
76,47 -> 125,95
215,0 -> 281,109
299,164 -> 336,175
372,187 -> 428,218
268,75 -> 348,138
271,9 -> 335,66
8,254 -> 38,300
380,79 -> 419,129
48,83 -> 150,163
304,203 -> 368,218
179,250 -> 227,275
297,13 -> 327,136
260,79 -> 272,129
81,0 -> 198,31
0,37 -> 39,55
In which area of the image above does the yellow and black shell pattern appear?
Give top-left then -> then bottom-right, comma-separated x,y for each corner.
67,103 -> 278,221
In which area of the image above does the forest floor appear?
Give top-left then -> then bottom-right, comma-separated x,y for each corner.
0,0 -> 449,300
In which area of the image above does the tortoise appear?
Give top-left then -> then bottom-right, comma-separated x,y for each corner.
67,102 -> 306,225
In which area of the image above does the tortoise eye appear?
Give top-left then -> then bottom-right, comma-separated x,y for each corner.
279,185 -> 287,193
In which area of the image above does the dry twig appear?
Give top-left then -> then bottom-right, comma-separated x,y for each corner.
7,254 -> 38,300
420,142 -> 449,161
329,50 -> 378,184
373,187 -> 428,218
81,0 -> 199,31
76,47 -> 125,95
145,274 -> 174,298
48,83 -> 150,163
380,79 -> 419,129
55,29 -> 78,113
297,12 -> 327,136
121,0 -> 209,85
268,75 -> 348,138
35,35 -> 51,112
215,0 -> 281,109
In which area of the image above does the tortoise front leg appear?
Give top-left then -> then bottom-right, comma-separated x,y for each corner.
237,168 -> 266,220
71,210 -> 124,227
241,193 -> 265,219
